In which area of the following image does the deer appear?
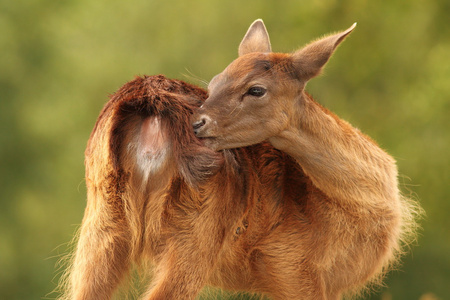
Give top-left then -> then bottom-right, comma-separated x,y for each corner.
191,19 -> 418,298
58,21 -> 418,300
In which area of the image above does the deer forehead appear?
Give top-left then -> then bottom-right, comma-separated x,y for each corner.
210,53 -> 293,92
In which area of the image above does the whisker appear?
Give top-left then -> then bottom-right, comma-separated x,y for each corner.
181,68 -> 209,88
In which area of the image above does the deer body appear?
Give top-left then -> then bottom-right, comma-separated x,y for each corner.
60,20 -> 418,300
191,20 -> 416,298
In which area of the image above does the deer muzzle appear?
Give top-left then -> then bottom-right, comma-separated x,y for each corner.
192,114 -> 214,137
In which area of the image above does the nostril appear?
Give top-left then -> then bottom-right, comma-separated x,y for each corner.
193,118 -> 206,130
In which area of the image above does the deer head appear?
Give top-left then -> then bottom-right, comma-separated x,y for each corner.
193,19 -> 356,151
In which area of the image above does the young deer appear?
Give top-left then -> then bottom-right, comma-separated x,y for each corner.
192,19 -> 418,298
60,21 -> 417,300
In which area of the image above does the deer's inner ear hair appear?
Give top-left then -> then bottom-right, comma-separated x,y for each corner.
246,86 -> 267,97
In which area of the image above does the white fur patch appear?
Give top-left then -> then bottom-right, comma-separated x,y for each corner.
136,116 -> 170,176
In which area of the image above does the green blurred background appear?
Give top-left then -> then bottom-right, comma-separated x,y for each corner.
1,0 -> 449,299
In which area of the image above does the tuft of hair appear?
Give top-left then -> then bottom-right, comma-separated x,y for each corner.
344,189 -> 423,299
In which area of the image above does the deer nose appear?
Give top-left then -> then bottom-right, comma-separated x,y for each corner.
193,117 -> 207,136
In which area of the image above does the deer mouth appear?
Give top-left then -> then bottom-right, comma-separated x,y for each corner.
192,116 -> 223,150
192,133 -> 222,151
196,136 -> 216,148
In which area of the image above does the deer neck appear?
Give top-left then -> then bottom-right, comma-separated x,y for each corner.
269,91 -> 343,157
269,91 -> 398,204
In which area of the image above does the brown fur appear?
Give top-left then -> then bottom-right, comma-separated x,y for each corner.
59,22 -> 419,300
190,20 -> 419,299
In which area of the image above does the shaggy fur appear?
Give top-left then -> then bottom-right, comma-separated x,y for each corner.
190,20 -> 419,299
59,21 -> 419,300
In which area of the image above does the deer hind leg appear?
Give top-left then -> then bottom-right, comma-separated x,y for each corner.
67,206 -> 132,300
141,248 -> 210,300
141,205 -> 230,300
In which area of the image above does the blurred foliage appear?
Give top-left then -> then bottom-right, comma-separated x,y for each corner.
0,0 -> 449,299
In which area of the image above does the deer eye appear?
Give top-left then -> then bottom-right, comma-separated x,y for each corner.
247,86 -> 267,97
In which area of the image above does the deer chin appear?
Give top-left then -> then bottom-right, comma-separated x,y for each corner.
198,135 -> 242,152
197,136 -> 220,151
204,136 -> 262,151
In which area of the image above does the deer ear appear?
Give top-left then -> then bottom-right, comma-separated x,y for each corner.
238,19 -> 272,56
293,23 -> 356,80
